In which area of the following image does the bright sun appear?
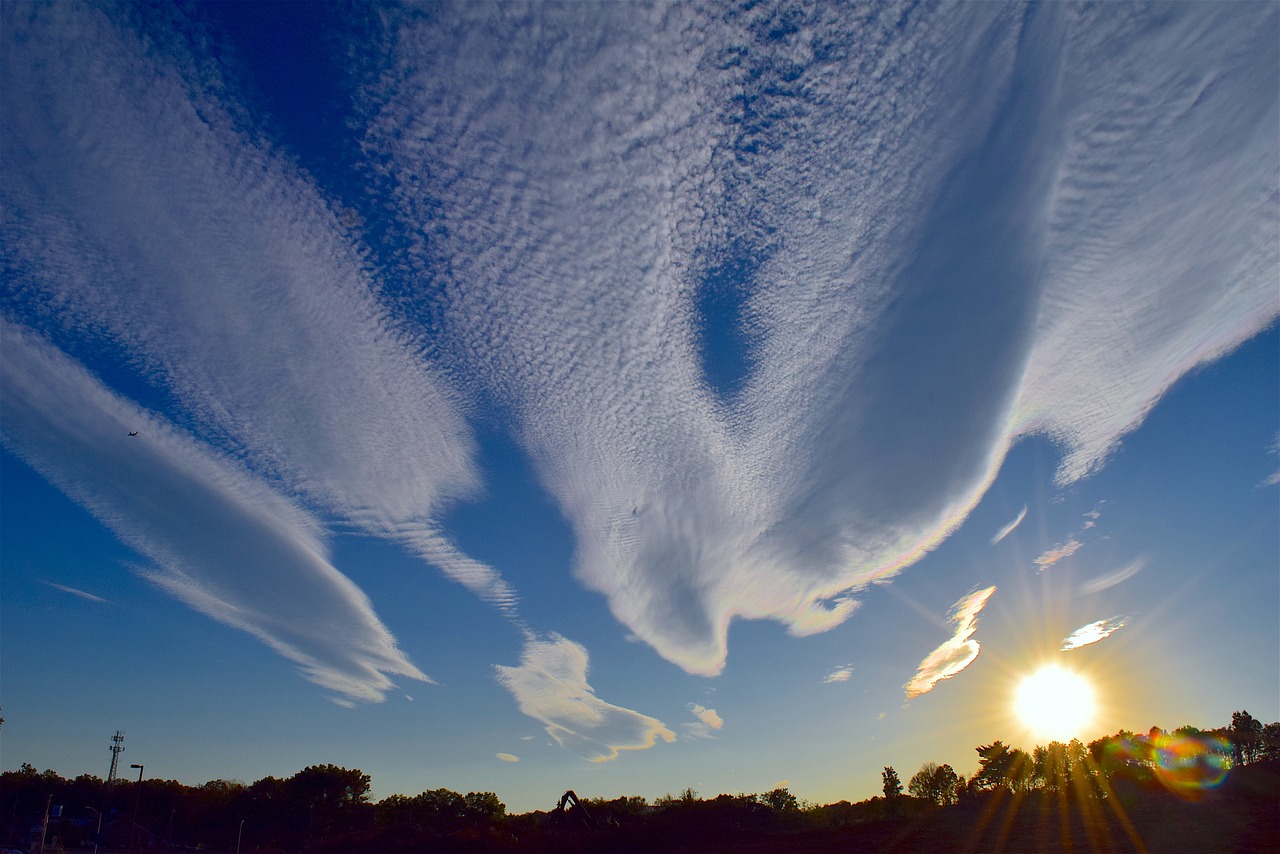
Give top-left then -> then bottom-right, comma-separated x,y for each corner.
1014,665 -> 1096,741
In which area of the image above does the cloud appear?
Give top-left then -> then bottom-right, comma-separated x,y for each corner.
905,587 -> 997,700
1034,540 -> 1083,570
1078,558 -> 1146,595
990,506 -> 1028,545
823,666 -> 853,684
0,323 -> 427,703
1061,616 -> 1129,651
0,3 -> 518,618
3,1 -> 1275,691
690,704 -> 724,730
40,581 -> 109,604
496,753 -> 520,763
494,634 -> 675,762
359,2 -> 1277,678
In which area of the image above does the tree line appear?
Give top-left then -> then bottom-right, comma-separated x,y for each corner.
881,709 -> 1279,808
2,709 -> 1275,851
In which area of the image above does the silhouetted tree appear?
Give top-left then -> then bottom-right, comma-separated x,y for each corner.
908,763 -> 959,805
881,766 -> 902,800
975,741 -> 1032,791
760,787 -> 799,813
1230,710 -> 1263,765
1260,722 -> 1280,762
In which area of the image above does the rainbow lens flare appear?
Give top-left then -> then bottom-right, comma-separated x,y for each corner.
1106,731 -> 1231,798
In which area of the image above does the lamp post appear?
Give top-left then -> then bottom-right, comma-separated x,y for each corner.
236,818 -> 245,854
129,764 -> 144,853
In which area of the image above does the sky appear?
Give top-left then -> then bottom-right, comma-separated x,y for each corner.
1,1 -> 1277,814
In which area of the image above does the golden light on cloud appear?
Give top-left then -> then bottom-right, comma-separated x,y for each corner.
1013,665 -> 1095,741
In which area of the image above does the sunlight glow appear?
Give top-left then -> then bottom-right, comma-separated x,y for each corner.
1014,665 -> 1096,741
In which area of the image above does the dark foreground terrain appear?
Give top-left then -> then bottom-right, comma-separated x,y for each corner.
306,761 -> 1278,854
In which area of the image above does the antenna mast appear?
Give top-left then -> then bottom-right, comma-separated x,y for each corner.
106,730 -> 125,787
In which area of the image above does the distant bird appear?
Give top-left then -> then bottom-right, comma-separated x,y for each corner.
128,431 -> 139,437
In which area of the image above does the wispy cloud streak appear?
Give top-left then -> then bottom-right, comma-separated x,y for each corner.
905,587 -> 997,700
41,581 -> 109,604
1078,558 -> 1145,595
0,324 -> 427,703
1062,616 -> 1128,651
991,506 -> 1028,545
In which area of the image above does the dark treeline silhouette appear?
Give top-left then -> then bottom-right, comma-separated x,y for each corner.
4,710 -> 1277,852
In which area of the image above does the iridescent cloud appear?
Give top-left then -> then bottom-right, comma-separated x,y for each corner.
1062,616 -> 1129,651
905,587 -> 997,700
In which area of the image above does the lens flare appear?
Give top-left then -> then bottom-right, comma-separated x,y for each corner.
1104,732 -> 1232,799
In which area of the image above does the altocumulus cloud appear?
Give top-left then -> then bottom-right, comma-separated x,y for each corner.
2,1 -> 1277,704
905,587 -> 997,701
0,2 -> 516,616
0,324 -> 427,704
494,635 -> 675,762
361,1 -> 1278,678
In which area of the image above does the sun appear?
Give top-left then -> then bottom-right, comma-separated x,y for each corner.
1014,665 -> 1096,742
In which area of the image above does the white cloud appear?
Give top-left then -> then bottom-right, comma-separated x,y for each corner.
3,1 -> 1275,694
0,324 -> 427,703
823,666 -> 853,684
990,506 -> 1028,545
905,587 -> 997,700
496,753 -> 520,763
40,581 -> 109,604
1061,616 -> 1129,651
0,3 -> 516,618
494,634 -> 675,762
361,2 -> 1277,679
1078,558 -> 1145,595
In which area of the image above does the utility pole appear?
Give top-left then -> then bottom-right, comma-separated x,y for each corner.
38,794 -> 52,853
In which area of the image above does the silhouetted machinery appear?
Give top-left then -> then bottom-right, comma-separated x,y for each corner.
551,790 -> 616,831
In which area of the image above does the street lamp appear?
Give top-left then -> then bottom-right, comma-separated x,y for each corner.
236,818 -> 245,854
129,764 -> 144,853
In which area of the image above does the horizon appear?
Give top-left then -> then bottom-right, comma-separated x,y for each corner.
2,0 -> 1277,815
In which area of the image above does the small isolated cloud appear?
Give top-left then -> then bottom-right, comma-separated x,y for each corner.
496,753 -> 520,763
823,665 -> 853,684
905,586 -> 996,700
1061,616 -> 1129,651
330,697 -> 357,709
1034,540 -> 1082,570
41,580 -> 109,604
990,506 -> 1028,545
1078,558 -> 1146,595
691,704 -> 724,730
495,634 -> 675,762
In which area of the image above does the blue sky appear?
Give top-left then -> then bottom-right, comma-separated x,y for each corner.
2,1 -> 1276,813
